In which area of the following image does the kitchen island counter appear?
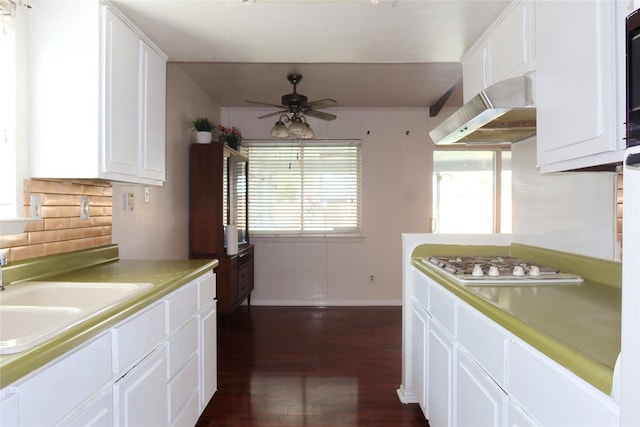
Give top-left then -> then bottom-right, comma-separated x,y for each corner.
411,242 -> 621,395
0,244 -> 218,388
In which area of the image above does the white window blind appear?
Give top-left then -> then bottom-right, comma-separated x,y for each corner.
242,140 -> 362,236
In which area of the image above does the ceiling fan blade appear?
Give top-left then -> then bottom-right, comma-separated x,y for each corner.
305,98 -> 337,109
304,109 -> 337,121
245,100 -> 286,109
258,110 -> 288,119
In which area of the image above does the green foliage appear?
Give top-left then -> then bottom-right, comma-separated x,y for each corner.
191,117 -> 215,132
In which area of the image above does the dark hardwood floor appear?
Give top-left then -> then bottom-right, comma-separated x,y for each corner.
196,306 -> 427,427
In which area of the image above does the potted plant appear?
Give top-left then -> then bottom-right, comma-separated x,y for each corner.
217,125 -> 243,150
191,117 -> 215,144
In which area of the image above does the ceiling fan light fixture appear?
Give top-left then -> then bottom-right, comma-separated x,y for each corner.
288,116 -> 306,137
301,122 -> 315,139
271,117 -> 290,138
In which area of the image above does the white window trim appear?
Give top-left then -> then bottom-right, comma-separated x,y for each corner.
242,139 -> 363,238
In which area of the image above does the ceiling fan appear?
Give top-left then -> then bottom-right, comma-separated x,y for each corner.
245,73 -> 337,122
245,74 -> 337,139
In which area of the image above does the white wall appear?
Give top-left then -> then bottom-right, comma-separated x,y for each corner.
223,107 -> 437,305
112,63 -> 221,260
511,137 -> 618,260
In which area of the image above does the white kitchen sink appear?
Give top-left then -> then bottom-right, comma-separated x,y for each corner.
0,281 -> 154,355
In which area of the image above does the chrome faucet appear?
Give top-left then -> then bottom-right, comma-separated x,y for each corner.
0,255 -> 7,291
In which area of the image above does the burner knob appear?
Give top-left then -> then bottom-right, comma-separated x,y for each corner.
472,264 -> 484,277
488,265 -> 500,277
513,266 -> 524,276
529,265 -> 541,276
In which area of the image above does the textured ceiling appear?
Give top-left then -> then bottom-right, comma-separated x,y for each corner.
112,0 -> 511,109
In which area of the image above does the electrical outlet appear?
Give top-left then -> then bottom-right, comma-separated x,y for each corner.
124,193 -> 134,212
144,186 -> 150,203
368,275 -> 375,284
30,195 -> 42,219
79,196 -> 90,220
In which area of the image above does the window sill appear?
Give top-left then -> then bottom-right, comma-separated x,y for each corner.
251,234 -> 365,243
0,218 -> 39,236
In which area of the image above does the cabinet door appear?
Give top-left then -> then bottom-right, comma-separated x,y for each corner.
411,302 -> 428,414
462,41 -> 488,103
199,302 -> 218,411
455,350 -> 507,427
115,345 -> 168,427
139,41 -> 166,181
103,8 -> 140,177
489,1 -> 534,84
535,0 -> 622,171
427,321 -> 454,427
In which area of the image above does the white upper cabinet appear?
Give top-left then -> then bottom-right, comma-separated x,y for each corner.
29,1 -> 167,186
462,40 -> 488,103
462,0 -> 535,103
535,0 -> 631,173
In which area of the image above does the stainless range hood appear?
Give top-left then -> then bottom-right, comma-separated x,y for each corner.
429,73 -> 536,145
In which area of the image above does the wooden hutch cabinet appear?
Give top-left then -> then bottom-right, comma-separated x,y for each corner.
189,143 -> 254,315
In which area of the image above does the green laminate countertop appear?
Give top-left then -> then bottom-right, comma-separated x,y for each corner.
411,243 -> 621,395
0,245 -> 219,388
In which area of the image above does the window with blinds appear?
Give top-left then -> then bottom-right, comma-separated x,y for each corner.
242,140 -> 362,236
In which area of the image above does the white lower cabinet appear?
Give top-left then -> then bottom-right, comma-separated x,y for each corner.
17,332 -> 113,426
507,401 -> 539,427
199,301 -> 218,411
168,355 -> 199,426
409,267 -> 620,426
455,350 -> 507,427
59,388 -> 114,427
0,392 -> 19,426
427,320 -> 454,427
508,340 -> 619,426
410,302 -> 428,414
198,272 -> 218,412
114,345 -> 168,426
0,270 -> 217,427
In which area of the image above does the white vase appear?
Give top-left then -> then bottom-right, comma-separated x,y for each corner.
195,131 -> 212,144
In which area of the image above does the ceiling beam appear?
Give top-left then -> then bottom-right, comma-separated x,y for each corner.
429,78 -> 461,117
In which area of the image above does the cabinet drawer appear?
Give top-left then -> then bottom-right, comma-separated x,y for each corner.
59,388 -> 114,427
507,340 -> 619,426
166,281 -> 197,334
18,333 -> 112,426
198,272 -> 216,309
168,354 -> 199,423
238,263 -> 251,296
171,385 -> 199,427
412,267 -> 428,309
428,281 -> 456,336
113,302 -> 166,374
457,301 -> 507,386
167,317 -> 198,378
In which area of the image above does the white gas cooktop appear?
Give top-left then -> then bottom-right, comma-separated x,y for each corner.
420,255 -> 583,285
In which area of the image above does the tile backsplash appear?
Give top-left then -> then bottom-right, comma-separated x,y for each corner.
0,179 -> 113,262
